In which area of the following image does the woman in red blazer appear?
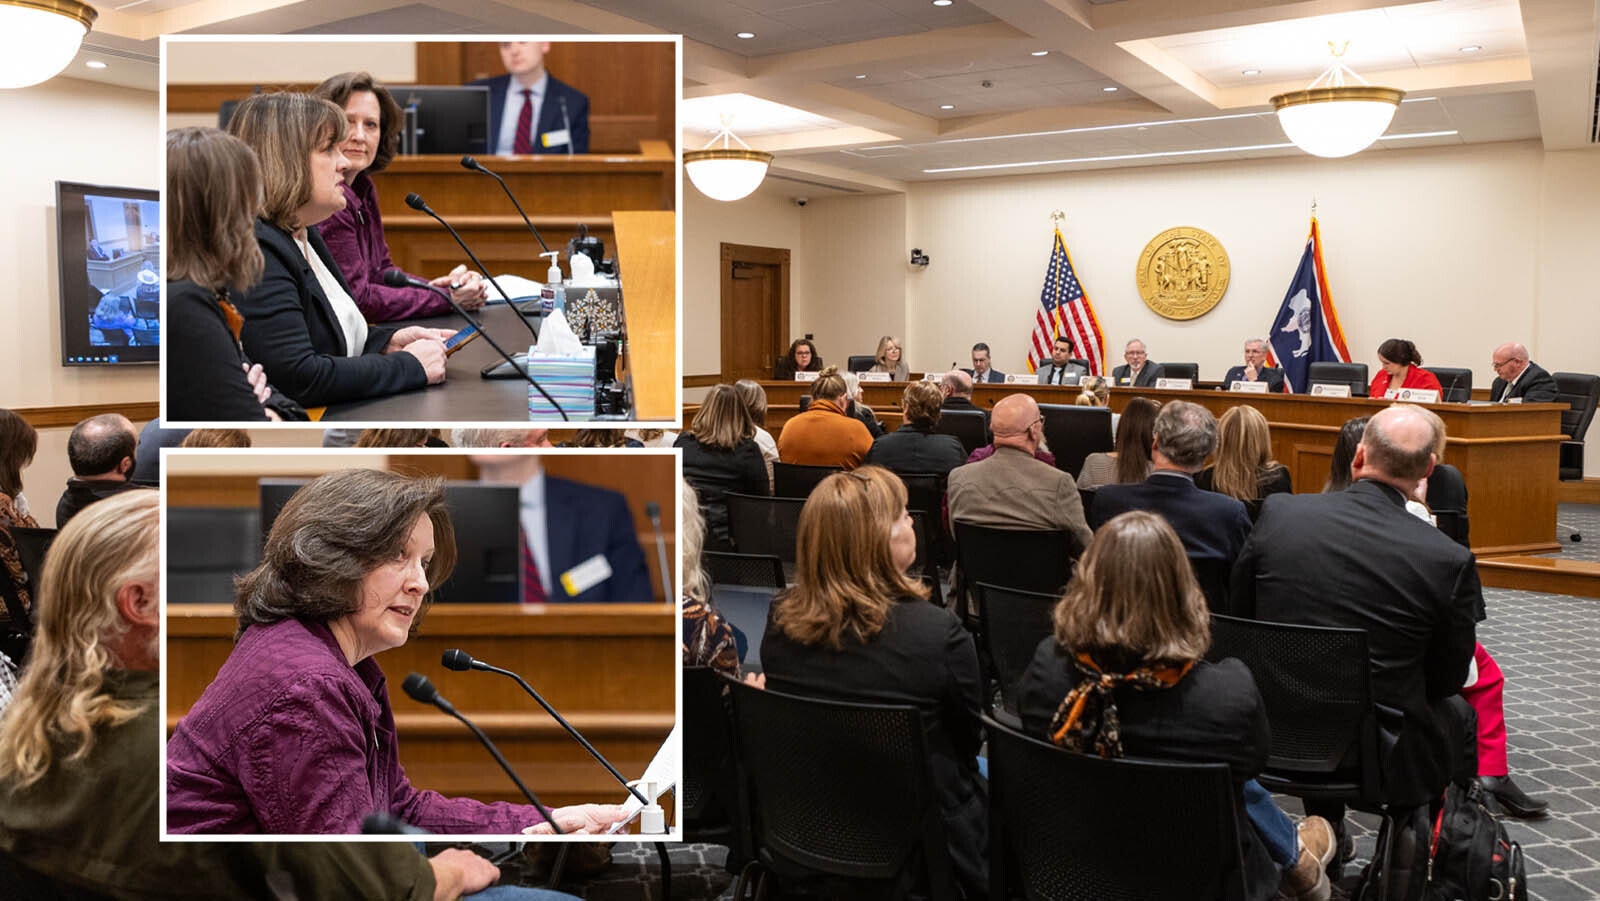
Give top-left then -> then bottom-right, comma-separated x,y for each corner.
1369,337 -> 1443,398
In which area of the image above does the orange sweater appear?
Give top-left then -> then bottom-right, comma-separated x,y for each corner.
777,400 -> 874,469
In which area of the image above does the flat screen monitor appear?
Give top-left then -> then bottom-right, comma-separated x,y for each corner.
395,85 -> 491,156
259,479 -> 520,604
55,181 -> 160,366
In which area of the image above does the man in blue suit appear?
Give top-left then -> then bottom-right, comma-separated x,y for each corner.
472,41 -> 590,155
1223,338 -> 1286,393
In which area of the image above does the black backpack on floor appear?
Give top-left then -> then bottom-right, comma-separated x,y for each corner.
1425,779 -> 1526,901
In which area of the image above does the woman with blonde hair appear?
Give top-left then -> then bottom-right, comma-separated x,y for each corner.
1076,396 -> 1158,490
870,335 -> 909,381
676,385 -> 770,547
733,379 -> 778,489
762,465 -> 985,895
775,366 -> 873,469
1017,511 -> 1333,900
1197,405 -> 1291,520
1076,375 -> 1110,407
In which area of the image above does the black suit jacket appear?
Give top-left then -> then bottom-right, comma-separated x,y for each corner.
1229,480 -> 1479,805
1222,365 -> 1285,393
1489,361 -> 1559,404
1090,471 -> 1252,564
236,221 -> 426,409
1110,362 -> 1165,388
864,425 -> 968,480
473,73 -> 591,154
167,279 -> 273,421
544,476 -> 652,603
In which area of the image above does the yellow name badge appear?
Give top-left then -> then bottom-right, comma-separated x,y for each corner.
559,553 -> 613,597
540,129 -> 572,149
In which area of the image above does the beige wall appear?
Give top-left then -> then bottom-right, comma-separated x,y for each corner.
682,187 -> 805,376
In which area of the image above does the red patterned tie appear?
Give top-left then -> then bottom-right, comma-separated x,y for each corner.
519,529 -> 549,604
512,88 -> 535,155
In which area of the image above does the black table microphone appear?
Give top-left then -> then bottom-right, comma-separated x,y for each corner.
460,155 -> 551,254
645,501 -> 671,604
403,192 -> 538,343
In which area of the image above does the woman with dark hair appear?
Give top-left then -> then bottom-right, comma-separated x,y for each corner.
733,379 -> 779,488
166,469 -> 625,835
1197,405 -> 1291,520
677,385 -> 770,547
227,92 -> 452,409
1076,397 -> 1159,490
774,337 -> 823,380
1323,416 -> 1368,493
0,409 -> 38,528
312,72 -> 488,322
762,466 -> 986,895
1369,338 -> 1442,399
558,430 -> 644,448
775,367 -> 873,469
1018,511 -> 1334,901
863,380 -> 966,480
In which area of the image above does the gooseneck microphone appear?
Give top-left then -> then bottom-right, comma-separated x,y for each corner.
400,672 -> 564,834
403,192 -> 538,343
1441,370 -> 1464,404
440,650 -> 649,807
645,501 -> 671,605
558,96 -> 574,159
460,156 -> 551,254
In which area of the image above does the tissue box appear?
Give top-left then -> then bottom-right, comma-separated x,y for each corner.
526,345 -> 596,420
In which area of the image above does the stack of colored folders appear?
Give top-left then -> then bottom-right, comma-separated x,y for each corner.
526,345 -> 596,420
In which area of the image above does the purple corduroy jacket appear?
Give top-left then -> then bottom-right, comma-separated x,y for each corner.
317,172 -> 449,322
165,616 -> 543,834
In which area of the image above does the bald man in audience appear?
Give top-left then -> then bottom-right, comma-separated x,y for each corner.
56,413 -> 141,528
1488,342 -> 1559,404
947,394 -> 1093,554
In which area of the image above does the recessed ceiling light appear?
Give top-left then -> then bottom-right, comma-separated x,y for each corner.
1242,68 -> 1261,76
940,104 -> 955,110
932,0 -> 953,6
1031,51 -> 1049,57
1102,86 -> 1118,92
855,74 -> 867,79
1459,45 -> 1483,53
736,32 -> 755,39
85,60 -> 107,70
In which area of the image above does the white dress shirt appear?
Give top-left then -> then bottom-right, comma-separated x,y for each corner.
493,73 -> 548,156
518,469 -> 552,595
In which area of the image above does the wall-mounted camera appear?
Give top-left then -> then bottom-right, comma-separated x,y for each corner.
909,248 -> 930,268
794,197 -> 809,207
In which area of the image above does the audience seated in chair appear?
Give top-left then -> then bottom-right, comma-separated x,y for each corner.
677,385 -> 770,549
1075,397 -> 1157,491
864,381 -> 967,482
1195,405 -> 1292,522
776,367 -> 873,469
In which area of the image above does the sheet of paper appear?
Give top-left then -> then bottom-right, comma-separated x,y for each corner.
484,274 -> 543,303
606,722 -> 680,834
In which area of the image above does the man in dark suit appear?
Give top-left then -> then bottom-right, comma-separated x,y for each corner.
466,450 -> 651,604
1223,338 -> 1286,393
1231,404 -> 1478,840
1110,338 -> 1165,387
56,414 -> 141,528
969,342 -> 1006,383
1036,335 -> 1088,385
1090,401 -> 1251,565
473,41 -> 590,155
1489,342 -> 1559,403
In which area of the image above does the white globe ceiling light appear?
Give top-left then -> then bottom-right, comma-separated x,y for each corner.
1270,43 -> 1403,159
0,0 -> 97,90
684,116 -> 773,202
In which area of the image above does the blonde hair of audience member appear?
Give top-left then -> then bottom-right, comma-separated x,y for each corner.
1207,406 -> 1280,503
810,366 -> 849,409
1077,376 -> 1109,407
1073,392 -> 1096,407
0,490 -> 159,788
772,466 -> 928,650
179,429 -> 252,449
225,92 -> 347,232
691,384 -> 757,450
679,478 -> 710,604
450,427 -> 551,448
354,428 -> 431,448
1113,398 -> 1160,484
166,127 -> 265,293
732,379 -> 768,427
901,381 -> 945,430
990,394 -> 1044,453
634,429 -> 666,443
1053,509 -> 1209,664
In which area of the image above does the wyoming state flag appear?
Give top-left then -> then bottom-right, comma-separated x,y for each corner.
1266,218 -> 1351,393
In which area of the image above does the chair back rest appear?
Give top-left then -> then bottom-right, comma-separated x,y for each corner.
683,666 -> 737,824
772,461 -> 842,498
933,409 -> 989,455
846,355 -> 877,373
1208,614 -> 1374,776
1423,367 -> 1472,403
899,472 -> 951,569
1162,362 -> 1200,383
973,582 -> 1057,715
1309,361 -> 1370,396
703,551 -> 785,588
1188,557 -> 1232,615
725,493 -> 806,563
727,678 -> 951,882
166,507 -> 262,604
953,521 -> 1074,596
985,718 -> 1245,901
8,527 -> 57,595
1038,404 -> 1113,478
1553,371 -> 1600,441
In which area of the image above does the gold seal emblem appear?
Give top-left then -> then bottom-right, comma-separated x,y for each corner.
1135,227 -> 1230,320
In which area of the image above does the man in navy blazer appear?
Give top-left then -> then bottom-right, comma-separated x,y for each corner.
1090,400 -> 1251,565
472,41 -> 590,155
1488,342 -> 1559,404
969,342 -> 1006,383
1223,338 -> 1286,393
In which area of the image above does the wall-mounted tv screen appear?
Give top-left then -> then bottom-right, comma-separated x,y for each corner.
56,180 -> 160,366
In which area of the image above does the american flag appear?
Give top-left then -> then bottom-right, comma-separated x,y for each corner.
1027,228 -> 1105,376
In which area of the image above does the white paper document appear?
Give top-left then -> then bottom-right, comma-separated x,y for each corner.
606,722 -> 680,834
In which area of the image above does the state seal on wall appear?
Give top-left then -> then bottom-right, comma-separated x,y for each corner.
1135,227 -> 1230,321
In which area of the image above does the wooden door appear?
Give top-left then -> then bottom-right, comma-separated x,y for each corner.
720,243 -> 789,382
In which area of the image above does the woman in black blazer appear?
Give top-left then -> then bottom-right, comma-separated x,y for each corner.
226,93 -> 450,409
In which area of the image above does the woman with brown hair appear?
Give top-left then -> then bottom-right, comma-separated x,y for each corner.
1197,405 -> 1291,520
761,466 -> 986,895
863,380 -> 967,480
227,93 -> 452,409
775,366 -> 874,469
1017,511 -> 1334,900
733,379 -> 778,488
312,72 -> 488,322
1076,396 -> 1158,490
166,468 -> 625,835
774,337 -> 823,380
0,410 -> 38,528
1369,337 -> 1442,399
676,384 -> 770,547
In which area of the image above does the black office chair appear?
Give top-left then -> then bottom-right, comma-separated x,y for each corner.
1161,362 -> 1200,383
1554,372 -> 1599,542
703,551 -> 784,667
933,409 -> 989,456
8,526 -> 57,595
972,582 -> 1056,725
797,394 -> 812,412
684,667 -> 749,868
952,521 -> 1075,629
985,718 -> 1247,901
845,355 -> 876,373
908,510 -> 944,607
0,544 -> 33,664
703,550 -> 785,589
771,461 -> 842,498
725,493 -> 806,565
726,678 -> 957,901
166,507 -> 261,603
1188,557 -> 1232,615
1425,463 -> 1470,549
1424,367 -> 1473,403
1308,361 -> 1370,397
1038,404 -> 1113,478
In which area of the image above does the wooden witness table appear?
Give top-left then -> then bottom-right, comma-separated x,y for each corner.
166,603 -> 677,813
745,380 -> 1566,557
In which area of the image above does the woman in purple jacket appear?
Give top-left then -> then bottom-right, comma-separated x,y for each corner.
165,469 -> 625,835
312,72 -> 488,322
